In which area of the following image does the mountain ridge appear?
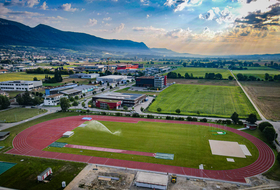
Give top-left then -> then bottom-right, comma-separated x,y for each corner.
0,18 -> 149,52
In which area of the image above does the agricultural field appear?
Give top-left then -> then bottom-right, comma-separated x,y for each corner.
0,108 -> 47,123
47,120 -> 258,170
149,84 -> 258,118
167,79 -> 238,86
0,72 -> 50,82
241,81 -> 280,120
232,67 -> 280,80
172,67 -> 232,79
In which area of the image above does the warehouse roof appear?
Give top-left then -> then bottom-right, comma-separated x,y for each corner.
60,89 -> 81,95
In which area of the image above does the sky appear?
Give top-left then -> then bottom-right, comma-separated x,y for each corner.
0,0 -> 279,55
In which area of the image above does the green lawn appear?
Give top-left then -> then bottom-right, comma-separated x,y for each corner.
0,108 -> 47,123
149,84 -> 258,118
46,120 -> 258,170
171,67 -> 232,79
232,68 -> 280,80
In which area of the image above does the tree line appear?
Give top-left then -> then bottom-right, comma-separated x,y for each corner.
26,67 -> 74,75
167,71 -> 225,80
236,73 -> 280,81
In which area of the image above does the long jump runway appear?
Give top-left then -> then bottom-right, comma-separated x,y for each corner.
6,116 -> 275,183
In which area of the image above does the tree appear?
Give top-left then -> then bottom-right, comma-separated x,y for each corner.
106,104 -> 110,110
157,108 -> 162,112
33,77 -> 38,81
69,97 -> 74,102
215,73 -> 223,80
246,113 -> 257,124
60,97 -> 70,111
99,81 -> 102,85
228,76 -> 234,80
175,109 -> 181,114
75,96 -> 79,100
197,111 -> 200,115
72,101 -> 78,106
33,96 -> 41,105
101,88 -> 105,92
231,112 -> 239,124
0,95 -> 10,110
258,121 -> 273,132
82,102 -> 85,107
123,106 -> 128,111
277,152 -> 280,164
263,127 -> 277,142
140,107 -> 144,112
110,86 -> 113,89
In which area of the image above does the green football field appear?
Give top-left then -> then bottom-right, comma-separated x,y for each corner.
171,67 -> 232,79
149,84 -> 258,118
46,121 -> 258,170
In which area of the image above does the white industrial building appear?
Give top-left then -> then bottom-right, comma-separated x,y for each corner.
135,172 -> 168,190
0,80 -> 42,91
96,75 -> 133,83
70,73 -> 100,79
44,94 -> 65,106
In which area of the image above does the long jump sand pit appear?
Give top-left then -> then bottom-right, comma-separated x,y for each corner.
209,140 -> 246,158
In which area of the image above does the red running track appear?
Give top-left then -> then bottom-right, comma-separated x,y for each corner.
6,116 -> 275,183
65,144 -> 155,157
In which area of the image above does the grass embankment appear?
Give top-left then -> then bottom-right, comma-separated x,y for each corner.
171,67 -> 232,79
47,121 -> 258,170
0,108 -> 47,123
149,84 -> 258,118
0,112 -> 88,190
232,68 -> 280,80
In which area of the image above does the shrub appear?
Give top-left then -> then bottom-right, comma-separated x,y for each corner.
147,115 -> 154,119
115,113 -> 122,116
263,126 -> 277,142
238,121 -> 243,125
277,153 -> 280,164
200,118 -> 207,122
101,112 -> 106,115
176,117 -> 184,121
192,117 -> 198,121
226,120 -> 232,125
216,120 -> 222,124
132,113 -> 140,117
258,121 -> 273,132
186,116 -> 193,121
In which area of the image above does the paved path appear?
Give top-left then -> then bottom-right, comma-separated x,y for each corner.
6,115 -> 275,184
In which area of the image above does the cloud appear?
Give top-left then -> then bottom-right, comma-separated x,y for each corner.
0,3 -> 11,15
146,14 -> 150,18
133,26 -> 166,32
88,18 -> 98,26
140,0 -> 149,6
58,3 -> 78,12
39,2 -> 48,10
112,23 -> 124,33
103,17 -> 112,21
164,0 -> 203,12
4,0 -> 39,7
199,7 -> 235,24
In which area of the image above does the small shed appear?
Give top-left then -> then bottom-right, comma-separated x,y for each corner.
0,131 -> 10,141
135,172 -> 168,190
37,168 -> 52,181
245,123 -> 257,130
63,131 -> 74,138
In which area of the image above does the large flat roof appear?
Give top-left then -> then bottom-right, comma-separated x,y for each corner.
60,89 -> 81,95
94,92 -> 145,101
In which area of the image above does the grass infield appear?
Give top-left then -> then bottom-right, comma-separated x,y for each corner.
46,120 -> 258,170
149,84 -> 258,118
